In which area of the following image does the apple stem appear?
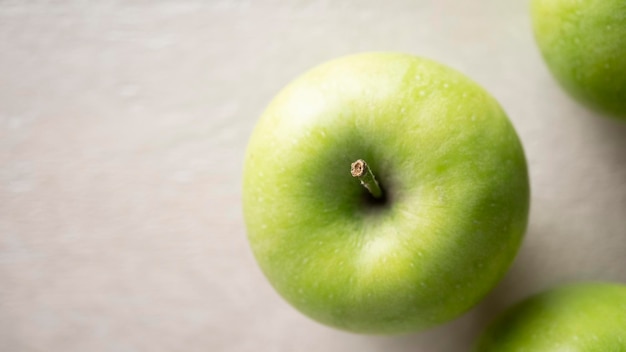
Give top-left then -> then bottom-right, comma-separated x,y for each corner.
351,159 -> 383,199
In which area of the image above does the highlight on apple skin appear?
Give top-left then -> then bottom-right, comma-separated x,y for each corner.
531,0 -> 626,119
243,52 -> 530,334
474,282 -> 626,351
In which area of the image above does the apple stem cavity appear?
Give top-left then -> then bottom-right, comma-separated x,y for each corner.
351,159 -> 383,199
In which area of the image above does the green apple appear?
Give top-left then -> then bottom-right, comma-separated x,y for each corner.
531,0 -> 626,119
474,283 -> 626,351
243,53 -> 529,334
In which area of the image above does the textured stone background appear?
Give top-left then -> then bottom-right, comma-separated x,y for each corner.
1,1 -> 625,351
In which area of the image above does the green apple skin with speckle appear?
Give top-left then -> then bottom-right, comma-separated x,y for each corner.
531,0 -> 626,119
474,283 -> 626,351
243,53 -> 530,334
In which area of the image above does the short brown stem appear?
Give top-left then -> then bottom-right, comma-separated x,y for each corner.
351,159 -> 383,199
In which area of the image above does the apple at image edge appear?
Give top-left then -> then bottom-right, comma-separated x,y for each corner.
531,0 -> 626,119
473,283 -> 626,351
243,53 -> 530,334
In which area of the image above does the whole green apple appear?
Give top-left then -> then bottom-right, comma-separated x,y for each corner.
243,53 -> 529,334
474,283 -> 626,351
531,0 -> 626,118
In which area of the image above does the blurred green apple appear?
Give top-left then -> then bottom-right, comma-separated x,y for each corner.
532,0 -> 626,118
474,282 -> 626,351
243,53 -> 529,334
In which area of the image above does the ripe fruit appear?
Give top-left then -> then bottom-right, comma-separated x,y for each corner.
532,0 -> 626,118
474,283 -> 626,351
243,53 -> 529,333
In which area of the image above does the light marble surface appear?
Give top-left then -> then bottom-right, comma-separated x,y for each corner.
1,1 -> 625,351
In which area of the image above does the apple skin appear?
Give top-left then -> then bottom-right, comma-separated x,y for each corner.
243,53 -> 529,334
531,0 -> 626,119
474,283 -> 626,351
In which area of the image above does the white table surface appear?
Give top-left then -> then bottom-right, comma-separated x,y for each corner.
1,1 -> 625,351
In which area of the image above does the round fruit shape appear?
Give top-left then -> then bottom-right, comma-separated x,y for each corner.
243,53 -> 530,334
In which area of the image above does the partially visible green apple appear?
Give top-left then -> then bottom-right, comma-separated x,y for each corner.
531,0 -> 626,119
243,53 -> 529,334
474,283 -> 626,351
